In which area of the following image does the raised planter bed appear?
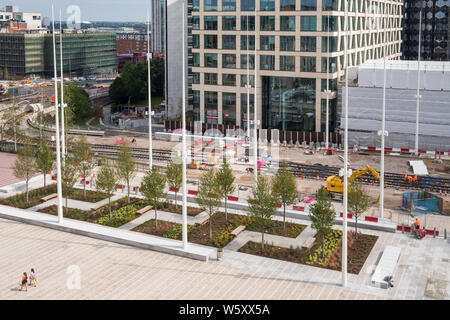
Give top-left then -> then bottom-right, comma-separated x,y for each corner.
160,203 -> 203,217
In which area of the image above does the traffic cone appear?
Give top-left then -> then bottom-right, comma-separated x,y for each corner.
316,176 -> 319,182
445,190 -> 448,197
302,174 -> 304,180
440,190 -> 442,196
371,180 -> 375,187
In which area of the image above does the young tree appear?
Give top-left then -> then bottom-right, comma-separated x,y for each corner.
116,142 -> 136,203
348,181 -> 371,239
166,160 -> 182,209
13,144 -> 37,202
141,166 -> 166,228
273,161 -> 298,233
35,141 -> 55,187
248,176 -> 278,252
73,135 -> 94,199
96,159 -> 119,217
196,169 -> 221,240
309,188 -> 336,259
216,158 -> 235,224
61,156 -> 78,214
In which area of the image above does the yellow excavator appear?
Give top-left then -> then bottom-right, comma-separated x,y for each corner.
326,165 -> 381,202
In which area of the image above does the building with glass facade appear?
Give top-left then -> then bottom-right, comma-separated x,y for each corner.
190,0 -> 403,132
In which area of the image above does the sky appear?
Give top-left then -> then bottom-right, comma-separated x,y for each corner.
1,0 -> 151,22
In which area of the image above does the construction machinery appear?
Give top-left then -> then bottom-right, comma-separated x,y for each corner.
326,164 -> 381,201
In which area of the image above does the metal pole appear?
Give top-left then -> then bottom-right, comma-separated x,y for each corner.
379,15 -> 387,220
52,5 -> 64,224
147,7 -> 153,169
325,15 -> 330,149
59,10 -> 66,160
415,9 -> 422,155
181,2 -> 188,249
13,90 -> 16,152
342,0 -> 349,288
253,6 -> 258,187
246,15 -> 250,138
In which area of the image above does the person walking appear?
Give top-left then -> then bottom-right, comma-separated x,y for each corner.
20,272 -> 28,292
29,268 -> 37,287
414,218 -> 420,229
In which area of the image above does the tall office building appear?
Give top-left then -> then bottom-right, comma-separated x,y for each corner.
190,0 -> 403,132
402,0 -> 449,61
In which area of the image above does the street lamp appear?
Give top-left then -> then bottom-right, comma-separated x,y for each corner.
181,1 -> 188,249
147,7 -> 153,169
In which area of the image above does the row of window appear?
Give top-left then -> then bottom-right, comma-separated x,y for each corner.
194,15 -> 337,32
193,34 -> 338,52
192,0 -> 338,11
192,53 -> 338,73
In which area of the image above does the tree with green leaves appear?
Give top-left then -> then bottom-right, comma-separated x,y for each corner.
216,158 -> 235,224
35,140 -> 55,187
166,160 -> 182,209
65,83 -> 93,124
196,169 -> 221,240
273,161 -> 298,233
73,135 -> 94,199
348,181 -> 371,239
309,187 -> 336,259
96,158 -> 119,217
116,141 -> 136,203
141,166 -> 166,229
61,155 -> 78,214
13,144 -> 37,202
248,176 -> 278,252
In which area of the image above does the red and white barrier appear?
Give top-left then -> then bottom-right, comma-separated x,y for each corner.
360,146 -> 449,156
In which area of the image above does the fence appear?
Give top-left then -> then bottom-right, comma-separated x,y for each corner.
402,191 -> 443,215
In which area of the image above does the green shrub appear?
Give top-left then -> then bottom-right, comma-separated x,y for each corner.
97,204 -> 138,227
163,224 -> 194,239
213,229 -> 233,248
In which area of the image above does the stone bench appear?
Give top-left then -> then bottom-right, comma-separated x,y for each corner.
137,205 -> 153,215
41,193 -> 57,202
195,215 -> 209,226
301,237 -> 316,250
91,202 -> 107,212
231,225 -> 246,236
371,245 -> 401,289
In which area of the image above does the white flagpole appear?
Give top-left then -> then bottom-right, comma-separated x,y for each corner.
59,10 -> 66,160
246,15 -> 250,139
342,0 -> 349,287
253,7 -> 258,187
147,7 -> 153,169
181,1 -> 188,249
415,10 -> 422,155
325,15 -> 330,150
379,14 -> 387,220
52,5 -> 64,224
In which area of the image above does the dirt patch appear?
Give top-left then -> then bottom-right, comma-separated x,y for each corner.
160,204 -> 203,216
132,219 -> 179,237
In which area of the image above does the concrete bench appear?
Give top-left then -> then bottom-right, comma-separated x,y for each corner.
195,215 -> 209,226
91,202 -> 107,212
301,237 -> 316,250
371,245 -> 401,289
41,193 -> 57,202
231,225 -> 246,236
137,205 -> 153,215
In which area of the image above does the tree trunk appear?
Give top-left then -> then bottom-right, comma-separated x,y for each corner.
26,180 -> 29,203
322,236 -> 325,260
175,191 -> 178,209
355,216 -> 358,240
65,195 -> 68,214
209,208 -> 213,240
43,173 -> 46,187
83,172 -> 87,199
155,208 -> 158,229
283,203 -> 286,234
127,178 -> 130,203
225,198 -> 228,223
261,221 -> 265,253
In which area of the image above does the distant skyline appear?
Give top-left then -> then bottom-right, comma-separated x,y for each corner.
1,0 -> 151,22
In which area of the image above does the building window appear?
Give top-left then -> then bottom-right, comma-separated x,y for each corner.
222,93 -> 236,125
241,93 -> 255,127
322,16 -> 338,31
280,36 -> 295,51
260,35 -> 275,50
300,56 -> 316,72
204,35 -> 218,49
241,75 -> 255,87
300,36 -> 316,52
241,35 -> 255,50
222,35 -> 236,49
241,0 -> 255,11
301,16 -> 317,31
241,15 -> 255,30
193,0 -> 200,11
280,0 -> 296,11
280,16 -> 296,31
193,34 -> 200,48
321,57 -> 337,73
323,0 -> 338,10
204,16 -> 218,30
192,16 -> 200,30
222,0 -> 236,11
223,54 -> 237,68
193,53 -> 200,66
193,72 -> 200,84
321,78 -> 337,91
222,74 -> 236,86
280,56 -> 295,71
241,54 -> 255,69
204,53 -> 218,67
205,91 -> 218,124
260,55 -> 275,70
193,90 -> 200,121
260,0 -> 275,11
222,16 -> 236,30
301,0 -> 317,10
260,16 -> 275,31
205,73 -> 218,85
204,0 -> 218,11
321,36 -> 337,52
